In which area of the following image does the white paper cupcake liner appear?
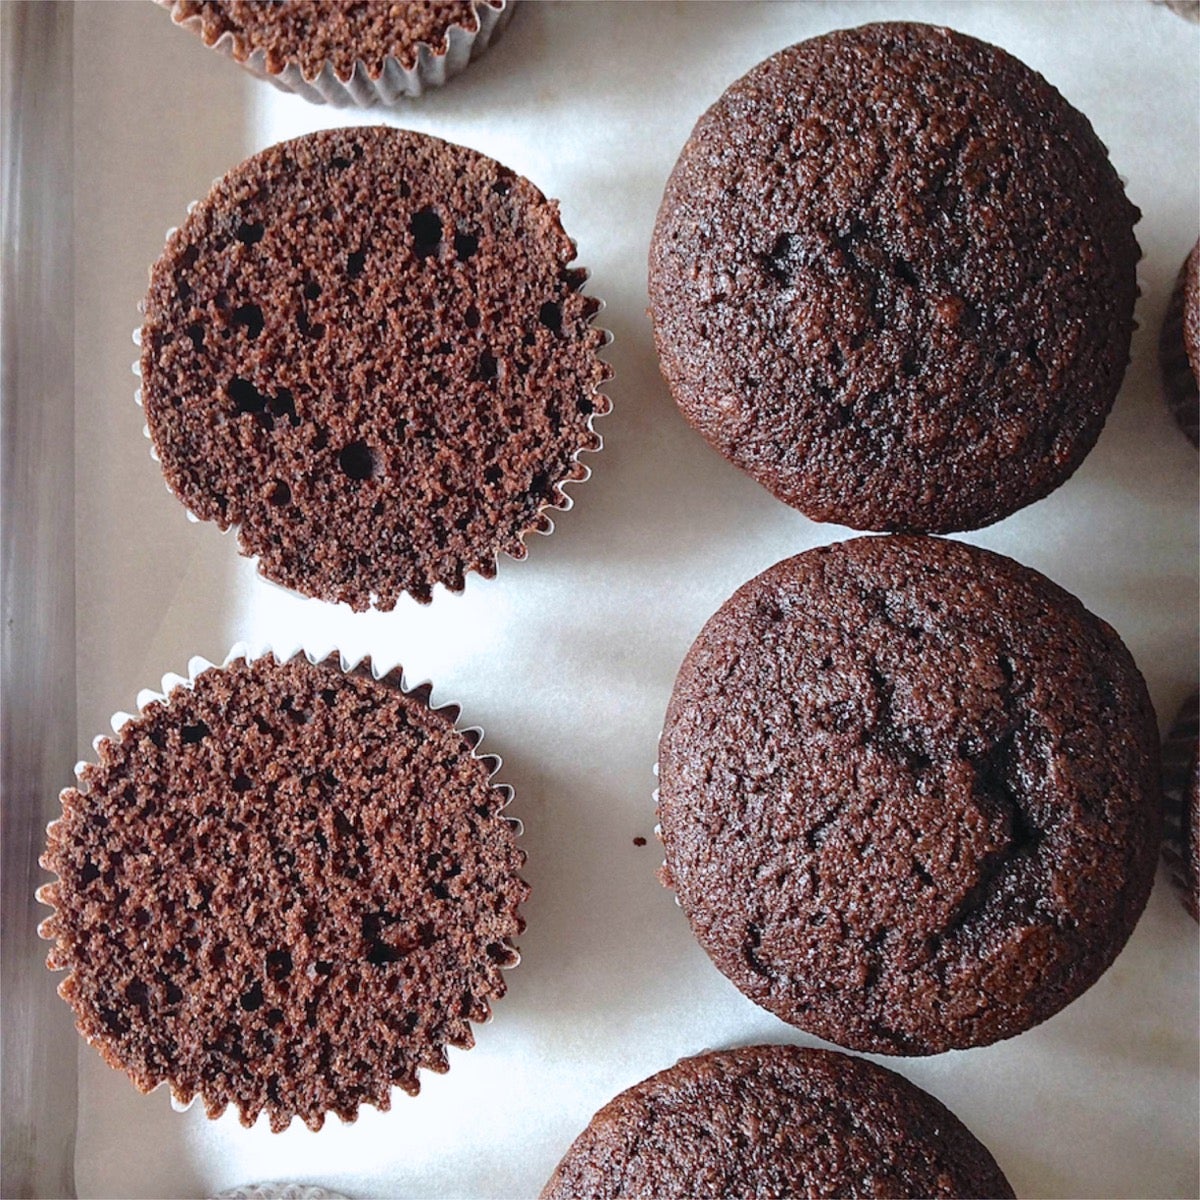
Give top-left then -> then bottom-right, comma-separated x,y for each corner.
214,1187 -> 348,1200
134,190 -> 612,607
159,0 -> 516,105
37,643 -> 524,1127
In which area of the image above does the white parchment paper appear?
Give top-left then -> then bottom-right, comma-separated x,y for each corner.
71,2 -> 1198,1197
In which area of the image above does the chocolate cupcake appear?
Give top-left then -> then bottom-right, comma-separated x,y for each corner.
161,0 -> 515,104
139,126 -> 609,609
541,1045 -> 1015,1199
38,651 -> 527,1131
1159,242 -> 1199,446
648,22 -> 1140,533
1162,692 -> 1199,920
657,536 -> 1161,1055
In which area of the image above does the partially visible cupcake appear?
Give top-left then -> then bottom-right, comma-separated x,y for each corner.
160,0 -> 515,104
38,650 -> 527,1131
139,126 -> 610,609
1162,692 -> 1199,920
541,1045 -> 1015,1199
214,1188 -> 346,1200
1159,242 -> 1199,446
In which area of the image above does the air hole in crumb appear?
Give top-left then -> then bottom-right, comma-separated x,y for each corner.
235,221 -> 264,245
366,940 -> 402,966
229,377 -> 267,415
266,949 -> 293,980
411,208 -> 443,258
347,249 -> 366,278
297,308 -> 324,340
464,305 -> 480,329
231,303 -> 264,339
395,416 -> 409,440
267,480 -> 291,507
240,982 -> 264,1012
578,396 -> 595,416
430,882 -> 450,901
181,722 -> 210,744
478,351 -> 499,382
232,773 -> 253,793
338,440 -> 375,481
485,942 -> 510,963
164,981 -> 184,1005
303,280 -> 321,301
320,688 -> 337,707
484,464 -> 503,485
185,323 -> 205,350
315,961 -> 333,976
538,301 -> 563,333
893,256 -> 919,288
265,1007 -> 284,1028
492,175 -> 511,195
454,232 -> 478,262
330,155 -> 351,170
267,388 -> 296,424
125,979 -> 150,1008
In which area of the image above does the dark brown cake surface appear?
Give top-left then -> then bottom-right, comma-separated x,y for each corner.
648,22 -> 1140,533
540,1045 -> 1015,1200
1162,692 -> 1199,920
1160,242 -> 1200,446
172,0 -> 500,76
39,654 -> 527,1131
658,536 -> 1161,1055
141,126 -> 608,609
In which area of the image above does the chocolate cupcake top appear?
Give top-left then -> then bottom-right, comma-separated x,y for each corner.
1185,245 -> 1200,377
1160,242 -> 1200,446
169,0 -> 502,78
140,126 -> 608,609
39,653 -> 527,1131
1162,692 -> 1199,920
658,536 -> 1161,1055
541,1045 -> 1015,1200
649,22 -> 1140,533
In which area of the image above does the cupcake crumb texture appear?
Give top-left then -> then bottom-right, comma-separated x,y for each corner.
39,653 -> 528,1132
173,0 -> 502,77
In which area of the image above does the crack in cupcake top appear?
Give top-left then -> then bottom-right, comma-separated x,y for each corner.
657,536 -> 1160,1055
172,0 -> 502,77
39,653 -> 527,1132
141,126 -> 609,609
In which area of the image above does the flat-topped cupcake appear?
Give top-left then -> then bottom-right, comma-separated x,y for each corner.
542,1045 -> 1015,1199
658,536 -> 1160,1055
649,23 -> 1140,533
140,127 -> 609,608
39,652 -> 527,1131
